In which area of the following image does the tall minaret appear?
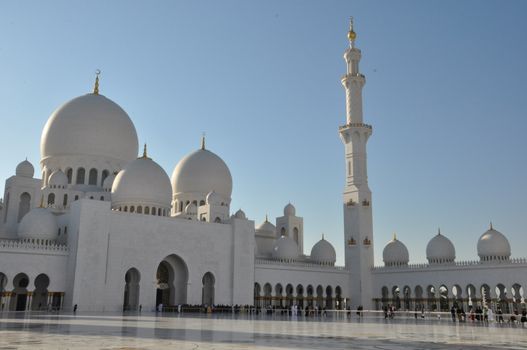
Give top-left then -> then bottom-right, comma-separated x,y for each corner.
339,18 -> 374,309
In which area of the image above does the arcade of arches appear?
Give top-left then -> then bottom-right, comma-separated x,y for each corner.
376,283 -> 525,313
0,272 -> 63,311
254,283 -> 345,309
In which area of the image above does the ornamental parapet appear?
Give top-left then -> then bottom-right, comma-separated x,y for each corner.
339,122 -> 372,130
372,257 -> 527,271
0,239 -> 68,254
255,258 -> 347,271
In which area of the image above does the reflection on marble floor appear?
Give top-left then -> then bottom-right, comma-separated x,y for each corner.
0,312 -> 526,349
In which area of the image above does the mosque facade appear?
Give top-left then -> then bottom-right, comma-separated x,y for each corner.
0,20 -> 525,313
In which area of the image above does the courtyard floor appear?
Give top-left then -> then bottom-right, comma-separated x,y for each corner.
0,311 -> 526,349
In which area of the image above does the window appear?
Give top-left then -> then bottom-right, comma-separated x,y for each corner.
63,194 -> 68,207
101,169 -> 109,186
137,206 -> 142,214
145,207 -> 150,215
88,168 -> 98,185
47,193 -> 55,205
66,168 -> 73,184
17,192 -> 31,222
76,168 -> 85,184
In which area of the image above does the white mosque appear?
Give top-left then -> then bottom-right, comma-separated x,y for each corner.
0,20 -> 525,313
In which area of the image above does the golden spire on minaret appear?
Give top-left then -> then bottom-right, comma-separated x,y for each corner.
347,17 -> 357,47
93,69 -> 101,95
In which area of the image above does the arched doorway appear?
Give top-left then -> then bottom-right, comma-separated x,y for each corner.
335,286 -> 342,309
263,283 -> 272,307
202,272 -> 215,306
123,268 -> 140,311
155,255 -> 188,308
296,284 -> 304,308
10,273 -> 29,311
316,285 -> 324,308
254,283 -> 261,307
325,286 -> 333,309
285,284 -> 294,307
480,284 -> 491,307
403,286 -> 411,310
275,283 -> 283,307
32,274 -> 50,311
0,273 -> 7,310
495,284 -> 509,313
439,285 -> 449,311
306,285 -> 314,307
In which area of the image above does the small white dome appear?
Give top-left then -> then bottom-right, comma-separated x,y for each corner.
18,207 -> 58,241
103,173 -> 116,191
185,202 -> 197,215
382,236 -> 409,266
111,154 -> 172,210
426,230 -> 455,264
16,159 -> 34,178
272,235 -> 298,261
48,170 -> 68,187
41,94 -> 138,163
234,209 -> 246,219
256,217 -> 276,234
171,146 -> 232,199
310,236 -> 336,265
206,191 -> 222,205
284,203 -> 296,216
477,225 -> 511,261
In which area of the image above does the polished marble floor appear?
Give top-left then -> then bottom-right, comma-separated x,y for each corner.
0,311 -> 526,349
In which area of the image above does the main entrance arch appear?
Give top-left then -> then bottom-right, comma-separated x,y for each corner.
155,255 -> 188,308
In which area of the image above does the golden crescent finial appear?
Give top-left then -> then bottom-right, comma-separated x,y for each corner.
347,17 -> 357,45
201,132 -> 206,150
93,69 -> 101,95
392,232 -> 397,240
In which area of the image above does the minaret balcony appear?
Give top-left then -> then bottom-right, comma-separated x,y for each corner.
339,122 -> 372,130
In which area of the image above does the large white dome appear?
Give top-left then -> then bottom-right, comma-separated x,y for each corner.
382,236 -> 409,266
111,153 -> 172,211
477,225 -> 511,261
426,230 -> 455,264
310,236 -> 336,265
171,147 -> 232,199
41,93 -> 138,162
272,235 -> 298,261
18,207 -> 58,241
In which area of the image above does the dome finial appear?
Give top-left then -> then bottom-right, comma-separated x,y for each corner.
322,233 -> 325,240
265,213 -> 269,222
347,16 -> 357,47
201,132 -> 206,150
392,232 -> 397,240
143,143 -> 148,158
438,227 -> 441,235
490,221 -> 493,230
93,69 -> 101,95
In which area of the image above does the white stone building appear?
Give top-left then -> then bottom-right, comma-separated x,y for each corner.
0,20 -> 525,313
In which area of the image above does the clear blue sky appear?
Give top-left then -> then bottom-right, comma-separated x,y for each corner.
1,1 -> 526,265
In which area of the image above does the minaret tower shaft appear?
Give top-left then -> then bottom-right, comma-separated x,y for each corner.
339,18 -> 374,309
